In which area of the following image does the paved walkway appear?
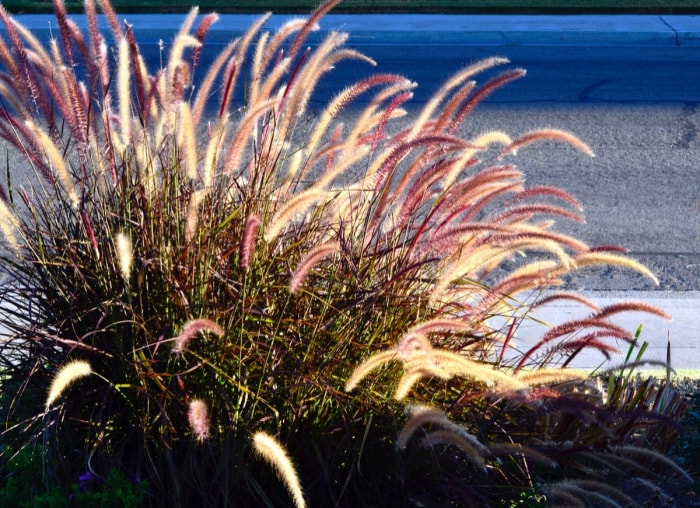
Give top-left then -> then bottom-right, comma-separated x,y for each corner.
516,291 -> 700,371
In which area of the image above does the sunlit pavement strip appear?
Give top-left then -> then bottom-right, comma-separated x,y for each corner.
508,291 -> 700,371
2,14 -> 698,371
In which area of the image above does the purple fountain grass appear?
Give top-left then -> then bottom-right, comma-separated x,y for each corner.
252,432 -> 307,508
289,243 -> 338,294
592,300 -> 672,321
45,360 -> 93,410
515,320 -> 636,373
187,399 -> 211,442
501,128 -> 595,158
172,318 -> 224,355
530,291 -> 601,312
240,214 -> 262,269
0,1 -> 688,505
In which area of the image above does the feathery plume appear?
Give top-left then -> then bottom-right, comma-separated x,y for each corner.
531,292 -> 600,313
306,143 -> 371,193
490,443 -> 558,468
502,260 -> 564,285
398,405 -> 482,449
0,197 -> 20,254
428,349 -> 528,390
289,243 -> 338,294
493,203 -> 584,225
53,0 -> 75,65
192,12 -> 220,70
547,479 -> 637,508
501,128 -> 594,157
305,73 -> 409,157
184,189 -> 207,242
219,58 -> 239,120
240,214 -> 261,269
444,135 -> 515,189
447,68 -> 526,134
172,318 -> 224,354
62,67 -> 89,154
191,40 -> 238,124
289,0 -> 339,59
344,350 -> 400,392
253,55 -> 292,107
166,7 -> 200,85
188,399 -> 210,442
394,370 -> 428,401
509,185 -> 583,211
115,232 -> 132,280
216,12 -> 270,119
264,190 -> 328,242
516,369 -> 589,386
448,68 -> 527,136
592,301 -> 672,321
574,252 -> 659,285
25,120 -> 79,208
177,102 -> 198,179
45,360 -> 92,410
96,0 -> 123,38
201,116 -> 229,187
249,31 -> 272,104
395,332 -> 433,357
557,336 -> 620,361
420,430 -> 487,473
430,245 -> 505,303
220,98 -> 277,175
252,432 -> 306,508
278,32 -> 353,129
25,29 -> 55,65
409,56 -> 509,140
612,445 -> 693,484
433,79 -> 476,133
123,22 -> 147,122
515,321 -> 633,373
117,35 -> 132,146
541,318 -> 632,346
263,18 -> 307,68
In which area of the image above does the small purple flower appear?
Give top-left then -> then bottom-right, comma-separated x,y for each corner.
78,471 -> 100,492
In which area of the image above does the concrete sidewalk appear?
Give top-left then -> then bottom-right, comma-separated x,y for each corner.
511,292 -> 700,371
9,13 -> 700,46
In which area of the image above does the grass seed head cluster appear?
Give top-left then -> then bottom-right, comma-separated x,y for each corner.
0,0 -> 690,505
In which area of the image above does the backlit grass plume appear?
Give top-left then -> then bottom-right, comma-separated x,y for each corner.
45,360 -> 92,410
252,432 -> 306,508
188,399 -> 210,442
0,0 -> 688,506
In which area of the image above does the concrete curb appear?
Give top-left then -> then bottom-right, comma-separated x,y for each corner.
7,13 -> 700,46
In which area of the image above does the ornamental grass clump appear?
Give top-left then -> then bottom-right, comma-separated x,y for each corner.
0,0 -> 690,505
